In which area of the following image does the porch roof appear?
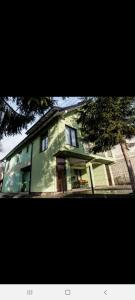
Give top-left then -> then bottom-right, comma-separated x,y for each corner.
55,150 -> 115,165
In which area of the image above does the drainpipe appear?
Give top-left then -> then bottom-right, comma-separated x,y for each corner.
29,142 -> 33,194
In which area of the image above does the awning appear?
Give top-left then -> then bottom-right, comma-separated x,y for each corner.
55,150 -> 115,165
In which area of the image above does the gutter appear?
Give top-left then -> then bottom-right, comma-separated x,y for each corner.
26,107 -> 61,135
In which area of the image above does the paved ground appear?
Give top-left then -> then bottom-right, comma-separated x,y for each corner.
0,192 -> 30,198
62,192 -> 135,199
0,187 -> 134,199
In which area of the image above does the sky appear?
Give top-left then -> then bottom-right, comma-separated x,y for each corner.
0,97 -> 81,160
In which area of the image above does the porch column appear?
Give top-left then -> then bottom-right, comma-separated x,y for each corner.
86,162 -> 95,188
65,159 -> 72,191
104,151 -> 115,186
105,164 -> 115,186
103,164 -> 109,186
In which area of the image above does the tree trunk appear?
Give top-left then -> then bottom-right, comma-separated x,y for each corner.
120,142 -> 135,193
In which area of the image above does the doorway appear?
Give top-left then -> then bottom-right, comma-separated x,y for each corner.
21,166 -> 31,192
56,157 -> 67,192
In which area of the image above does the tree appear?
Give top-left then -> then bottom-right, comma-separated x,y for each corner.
0,97 -> 54,138
77,96 -> 135,193
0,97 -> 85,138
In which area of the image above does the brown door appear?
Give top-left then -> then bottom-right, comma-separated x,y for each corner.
56,157 -> 67,192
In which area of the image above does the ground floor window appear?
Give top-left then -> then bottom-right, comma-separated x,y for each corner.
71,169 -> 88,189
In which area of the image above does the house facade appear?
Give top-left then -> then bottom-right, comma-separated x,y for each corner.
1,103 -> 115,194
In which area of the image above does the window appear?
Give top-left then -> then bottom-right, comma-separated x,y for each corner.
40,135 -> 48,152
65,126 -> 70,144
75,169 -> 82,179
107,150 -> 112,157
26,145 -> 29,152
15,150 -> 21,163
16,154 -> 20,163
6,161 -> 10,171
127,142 -> 135,148
65,126 -> 78,147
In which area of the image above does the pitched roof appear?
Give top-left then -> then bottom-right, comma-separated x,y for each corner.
26,100 -> 87,135
26,106 -> 62,135
1,100 -> 87,161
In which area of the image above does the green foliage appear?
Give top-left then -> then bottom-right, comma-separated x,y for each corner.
77,96 -> 135,153
0,96 -> 80,138
0,96 -> 54,138
11,96 -> 54,115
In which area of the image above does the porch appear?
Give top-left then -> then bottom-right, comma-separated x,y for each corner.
55,150 -> 115,193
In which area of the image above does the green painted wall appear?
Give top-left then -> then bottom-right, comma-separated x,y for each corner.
31,121 -> 59,193
93,164 -> 109,186
2,171 -> 22,193
70,168 -> 79,189
68,166 -> 89,189
81,169 -> 88,181
2,144 -> 32,193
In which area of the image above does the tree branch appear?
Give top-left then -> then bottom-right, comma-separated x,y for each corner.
1,97 -> 25,117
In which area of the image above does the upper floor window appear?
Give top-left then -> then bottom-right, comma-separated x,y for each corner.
16,150 -> 22,163
65,125 -> 78,147
16,154 -> 20,163
127,142 -> 135,148
40,134 -> 48,152
26,145 -> 29,152
6,161 -> 10,171
107,150 -> 113,157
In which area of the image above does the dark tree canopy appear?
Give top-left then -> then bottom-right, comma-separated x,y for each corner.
0,96 -> 54,138
0,97 -> 83,139
78,96 -> 135,153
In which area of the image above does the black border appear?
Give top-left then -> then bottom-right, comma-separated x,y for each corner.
0,197 -> 135,284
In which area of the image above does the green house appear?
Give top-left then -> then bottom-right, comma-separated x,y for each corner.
1,102 -> 115,195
